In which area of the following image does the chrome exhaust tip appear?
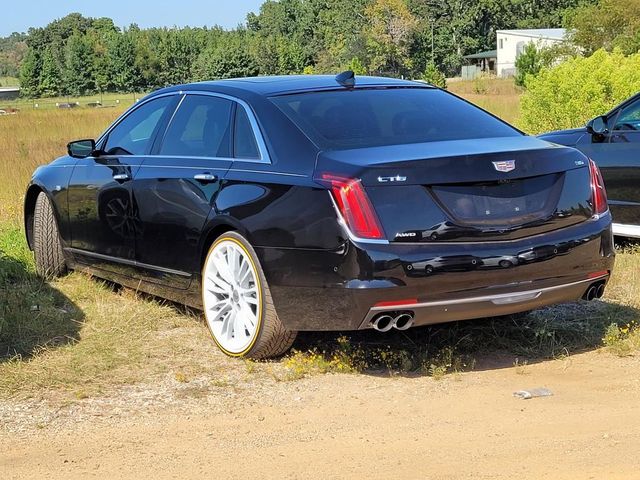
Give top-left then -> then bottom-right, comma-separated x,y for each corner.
371,314 -> 394,332
584,285 -> 597,301
595,283 -> 605,299
393,313 -> 414,331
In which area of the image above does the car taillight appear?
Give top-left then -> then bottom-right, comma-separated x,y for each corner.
588,159 -> 608,215
320,173 -> 385,240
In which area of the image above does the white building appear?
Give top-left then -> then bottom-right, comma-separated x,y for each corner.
496,28 -> 566,77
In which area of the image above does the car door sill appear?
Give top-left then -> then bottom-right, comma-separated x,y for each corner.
65,247 -> 192,278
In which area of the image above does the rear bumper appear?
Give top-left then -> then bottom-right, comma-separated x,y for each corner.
359,274 -> 608,328
259,215 -> 615,331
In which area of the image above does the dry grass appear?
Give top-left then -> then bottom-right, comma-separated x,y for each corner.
448,77 -> 522,96
449,77 -> 523,126
0,76 -> 19,87
0,107 -> 126,225
0,91 -> 142,110
0,222 -> 251,399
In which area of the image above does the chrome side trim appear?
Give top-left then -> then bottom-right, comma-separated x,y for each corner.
230,168 -> 306,178
137,162 -> 230,169
66,247 -> 191,278
612,222 -> 640,239
368,275 -> 608,312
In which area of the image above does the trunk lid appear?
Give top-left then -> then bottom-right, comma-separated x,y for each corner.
316,137 -> 595,243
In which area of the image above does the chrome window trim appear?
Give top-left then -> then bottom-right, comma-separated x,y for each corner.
95,90 -> 272,165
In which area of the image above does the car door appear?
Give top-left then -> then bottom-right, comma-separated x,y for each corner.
131,93 -> 234,288
67,94 -> 176,274
579,98 -> 640,232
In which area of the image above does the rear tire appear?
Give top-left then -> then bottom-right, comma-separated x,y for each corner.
201,231 -> 296,359
33,192 -> 67,280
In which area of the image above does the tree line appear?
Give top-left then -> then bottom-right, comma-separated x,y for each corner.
4,0 -> 607,98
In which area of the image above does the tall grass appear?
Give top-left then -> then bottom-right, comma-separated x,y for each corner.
0,91 -> 143,111
0,108 -> 126,226
448,77 -> 523,126
0,76 -> 19,87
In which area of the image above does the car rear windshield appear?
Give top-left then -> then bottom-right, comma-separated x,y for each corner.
270,87 -> 521,149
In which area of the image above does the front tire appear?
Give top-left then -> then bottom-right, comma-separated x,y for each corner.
33,192 -> 67,280
202,232 -> 296,359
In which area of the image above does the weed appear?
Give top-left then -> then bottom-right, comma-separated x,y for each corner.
513,358 -> 530,375
603,321 -> 640,356
211,377 -> 231,388
244,359 -> 257,374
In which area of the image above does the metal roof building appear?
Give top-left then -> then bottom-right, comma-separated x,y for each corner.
496,28 -> 567,77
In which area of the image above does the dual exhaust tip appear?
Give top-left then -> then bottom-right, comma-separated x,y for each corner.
583,282 -> 606,301
371,312 -> 414,332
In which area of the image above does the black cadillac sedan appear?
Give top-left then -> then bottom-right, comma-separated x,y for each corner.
539,93 -> 640,239
25,74 -> 615,359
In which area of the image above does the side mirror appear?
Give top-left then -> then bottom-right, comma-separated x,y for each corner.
67,139 -> 96,158
586,116 -> 609,135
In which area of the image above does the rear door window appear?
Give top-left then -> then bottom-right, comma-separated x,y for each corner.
271,87 -> 521,149
160,95 -> 233,158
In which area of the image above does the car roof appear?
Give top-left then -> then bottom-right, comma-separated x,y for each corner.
156,75 -> 430,97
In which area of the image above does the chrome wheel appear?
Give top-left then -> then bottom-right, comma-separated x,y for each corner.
203,238 -> 261,354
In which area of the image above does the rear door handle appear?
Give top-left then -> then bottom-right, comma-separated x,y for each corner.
194,173 -> 218,183
113,173 -> 130,182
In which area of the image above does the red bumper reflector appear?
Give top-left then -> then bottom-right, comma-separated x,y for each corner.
587,270 -> 608,279
374,298 -> 418,308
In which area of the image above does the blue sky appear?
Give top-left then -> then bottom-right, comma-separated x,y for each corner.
2,0 -> 266,36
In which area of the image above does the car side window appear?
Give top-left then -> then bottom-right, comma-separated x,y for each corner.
234,106 -> 260,160
613,99 -> 640,131
103,96 -> 173,155
159,95 -> 233,158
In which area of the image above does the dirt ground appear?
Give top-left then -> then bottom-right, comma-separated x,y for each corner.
2,350 -> 640,480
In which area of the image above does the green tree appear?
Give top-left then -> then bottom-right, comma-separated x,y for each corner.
565,0 -> 640,55
311,0 -> 370,72
421,60 -> 446,88
193,33 -> 259,80
64,33 -> 95,96
515,42 -> 542,87
19,47 -> 39,97
363,0 -> 418,76
109,33 -> 139,92
346,57 -> 367,75
39,48 -> 62,97
92,33 -> 113,94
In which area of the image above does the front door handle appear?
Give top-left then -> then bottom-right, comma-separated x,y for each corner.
113,173 -> 130,182
194,173 -> 218,183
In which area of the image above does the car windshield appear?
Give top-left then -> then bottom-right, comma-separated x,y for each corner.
271,87 -> 521,149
